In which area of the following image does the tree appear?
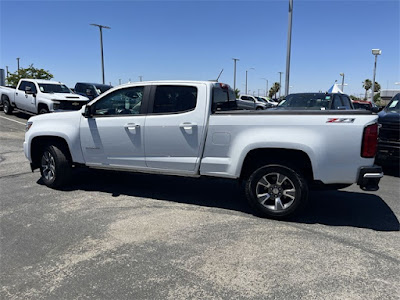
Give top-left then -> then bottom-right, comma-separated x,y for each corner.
7,64 -> 53,86
374,82 -> 381,92
362,79 -> 372,100
350,95 -> 359,101
268,82 -> 280,99
234,88 -> 240,99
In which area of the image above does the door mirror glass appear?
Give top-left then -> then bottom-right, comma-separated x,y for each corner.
82,105 -> 93,118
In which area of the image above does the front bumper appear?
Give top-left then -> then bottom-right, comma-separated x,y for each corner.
357,165 -> 383,191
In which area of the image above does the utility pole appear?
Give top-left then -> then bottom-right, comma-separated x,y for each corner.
285,0 -> 293,96
119,79 -> 122,85
278,72 -> 283,99
16,58 -> 20,71
232,58 -> 239,91
139,76 -> 143,82
90,24 -> 111,84
262,78 -> 268,97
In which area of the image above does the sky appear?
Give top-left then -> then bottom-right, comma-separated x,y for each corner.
0,0 -> 399,97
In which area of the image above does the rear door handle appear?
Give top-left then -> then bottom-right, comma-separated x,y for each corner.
179,122 -> 197,130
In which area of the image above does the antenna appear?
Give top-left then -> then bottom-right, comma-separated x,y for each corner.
216,69 -> 224,82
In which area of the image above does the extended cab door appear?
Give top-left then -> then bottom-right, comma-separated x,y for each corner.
144,83 -> 208,173
15,81 -> 37,113
80,85 -> 149,168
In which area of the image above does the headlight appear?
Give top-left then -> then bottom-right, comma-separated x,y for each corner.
25,121 -> 33,132
52,100 -> 60,110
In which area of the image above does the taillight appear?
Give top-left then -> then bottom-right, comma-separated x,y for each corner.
361,123 -> 378,158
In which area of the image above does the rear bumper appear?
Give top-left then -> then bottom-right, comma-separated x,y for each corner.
357,165 -> 383,191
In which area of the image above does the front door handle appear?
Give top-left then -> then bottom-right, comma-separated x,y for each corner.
179,122 -> 197,130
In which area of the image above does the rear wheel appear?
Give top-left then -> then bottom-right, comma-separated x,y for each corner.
3,98 -> 13,115
40,144 -> 72,188
245,164 -> 308,219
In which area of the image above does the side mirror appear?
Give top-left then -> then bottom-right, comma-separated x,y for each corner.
82,105 -> 93,118
371,107 -> 379,113
25,86 -> 36,97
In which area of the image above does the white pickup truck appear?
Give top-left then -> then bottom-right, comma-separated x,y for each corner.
1,79 -> 89,115
23,81 -> 383,219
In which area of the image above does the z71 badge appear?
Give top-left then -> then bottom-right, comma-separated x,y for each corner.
326,118 -> 355,123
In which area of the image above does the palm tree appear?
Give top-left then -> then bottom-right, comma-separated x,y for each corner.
268,82 -> 280,99
234,88 -> 240,99
363,79 -> 372,100
374,82 -> 381,92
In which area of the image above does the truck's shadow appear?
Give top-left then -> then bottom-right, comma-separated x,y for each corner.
43,169 -> 399,232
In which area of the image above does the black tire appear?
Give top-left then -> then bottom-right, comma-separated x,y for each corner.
39,106 -> 49,114
3,98 -> 13,115
256,107 -> 263,110
40,144 -> 72,188
245,164 -> 308,219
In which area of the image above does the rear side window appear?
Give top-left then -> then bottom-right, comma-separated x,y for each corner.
152,86 -> 197,114
332,95 -> 342,109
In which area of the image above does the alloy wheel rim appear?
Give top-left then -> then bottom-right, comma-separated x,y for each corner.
256,172 -> 296,211
41,151 -> 56,181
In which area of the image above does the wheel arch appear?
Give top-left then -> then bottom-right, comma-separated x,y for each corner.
30,136 -> 72,170
240,148 -> 314,183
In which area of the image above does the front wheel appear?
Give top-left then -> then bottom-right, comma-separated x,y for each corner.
245,164 -> 308,219
39,107 -> 49,114
40,144 -> 72,188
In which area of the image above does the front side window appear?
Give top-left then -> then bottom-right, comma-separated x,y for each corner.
18,81 -> 29,91
152,85 -> 197,114
93,86 -> 144,116
26,82 -> 37,93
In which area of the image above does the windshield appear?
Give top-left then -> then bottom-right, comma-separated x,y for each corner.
278,93 -> 330,110
386,99 -> 400,112
39,84 -> 72,94
256,97 -> 267,103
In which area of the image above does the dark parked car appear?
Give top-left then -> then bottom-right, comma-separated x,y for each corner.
276,93 -> 354,110
376,93 -> 400,165
74,82 -> 113,100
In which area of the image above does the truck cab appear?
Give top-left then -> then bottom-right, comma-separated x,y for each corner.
74,82 -> 113,100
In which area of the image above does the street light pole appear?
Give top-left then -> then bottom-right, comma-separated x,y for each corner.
232,58 -> 239,91
261,78 -> 268,97
278,72 -> 283,99
340,73 -> 345,92
371,49 -> 381,102
285,0 -> 293,96
90,24 -> 111,84
16,58 -> 20,71
245,68 -> 255,94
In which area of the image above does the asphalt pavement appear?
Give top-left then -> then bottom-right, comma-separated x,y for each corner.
1,111 -> 399,300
